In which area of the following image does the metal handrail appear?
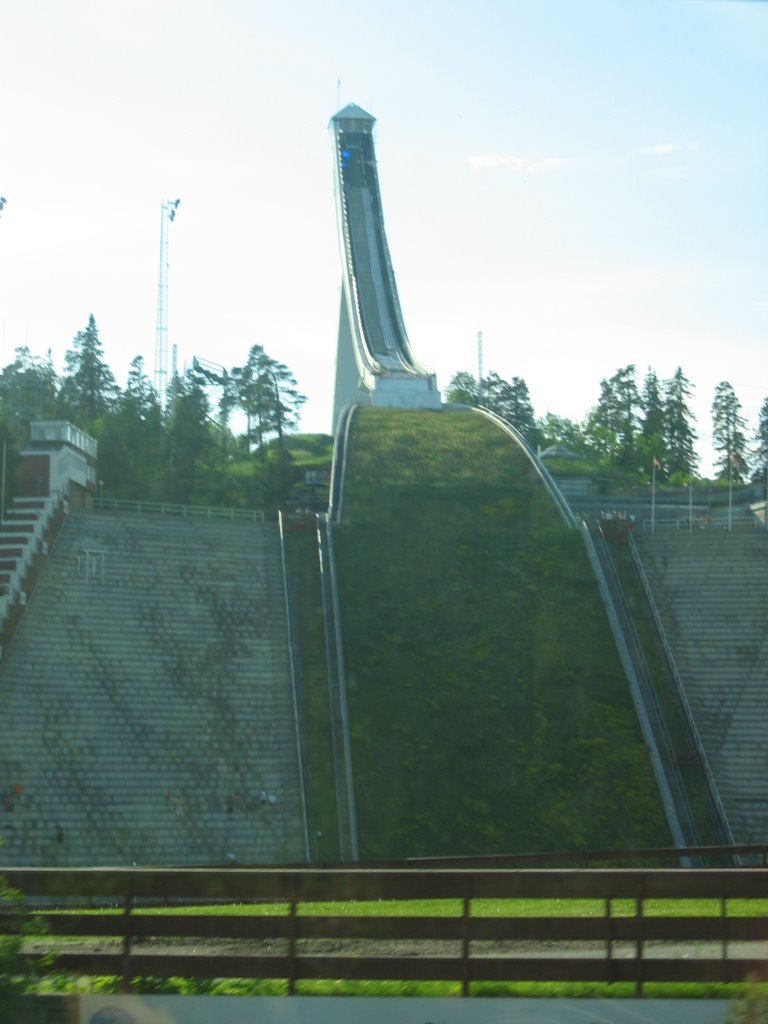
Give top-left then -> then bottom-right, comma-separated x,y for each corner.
581,522 -> 689,851
92,497 -> 265,522
317,403 -> 360,860
642,516 -> 762,533
475,408 -> 578,528
328,404 -> 357,524
594,525 -> 702,845
316,513 -> 358,861
277,511 -> 312,863
628,533 -> 736,846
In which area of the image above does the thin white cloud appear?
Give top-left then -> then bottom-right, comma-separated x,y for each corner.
639,142 -> 697,155
468,154 -> 568,173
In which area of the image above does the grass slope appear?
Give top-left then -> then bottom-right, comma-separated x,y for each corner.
333,408 -> 670,859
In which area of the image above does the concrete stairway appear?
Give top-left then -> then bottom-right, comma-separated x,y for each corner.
634,529 -> 768,843
0,496 -> 60,626
0,509 -> 307,867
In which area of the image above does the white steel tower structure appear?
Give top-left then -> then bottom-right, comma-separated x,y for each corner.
154,198 -> 180,408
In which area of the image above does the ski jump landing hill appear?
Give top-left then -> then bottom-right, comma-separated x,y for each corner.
330,104 -> 441,429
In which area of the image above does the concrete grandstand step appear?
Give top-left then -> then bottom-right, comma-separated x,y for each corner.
0,507 -> 306,868
634,529 -> 768,844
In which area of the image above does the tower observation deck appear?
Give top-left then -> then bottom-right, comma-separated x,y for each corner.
330,104 -> 441,429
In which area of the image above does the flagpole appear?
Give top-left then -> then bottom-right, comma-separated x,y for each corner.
689,477 -> 693,534
651,458 -> 656,535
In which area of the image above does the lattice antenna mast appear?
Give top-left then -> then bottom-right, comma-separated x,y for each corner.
154,198 -> 180,409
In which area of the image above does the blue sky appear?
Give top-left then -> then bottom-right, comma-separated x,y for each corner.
1,0 -> 765,473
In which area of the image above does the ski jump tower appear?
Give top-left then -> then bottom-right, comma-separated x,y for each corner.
330,104 -> 441,430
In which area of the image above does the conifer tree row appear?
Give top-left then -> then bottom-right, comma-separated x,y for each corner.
0,316 -> 764,501
0,317 -> 308,509
447,365 -> 765,483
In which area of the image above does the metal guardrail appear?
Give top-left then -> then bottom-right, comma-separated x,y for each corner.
642,516 -> 763,533
328,405 -> 357,523
590,524 -> 701,850
277,511 -> 312,864
316,404 -> 359,861
92,498 -> 265,522
475,408 -> 578,528
5,865 -> 768,996
628,533 -> 736,847
580,522 -> 688,851
316,513 -> 358,862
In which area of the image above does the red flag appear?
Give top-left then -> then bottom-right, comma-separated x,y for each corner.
730,453 -> 738,466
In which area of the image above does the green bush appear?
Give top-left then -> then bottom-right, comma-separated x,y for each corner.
0,871 -> 51,1009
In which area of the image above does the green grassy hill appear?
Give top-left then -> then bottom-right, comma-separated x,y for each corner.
293,407 -> 670,860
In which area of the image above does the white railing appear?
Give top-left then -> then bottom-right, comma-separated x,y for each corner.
475,408 -> 578,529
30,420 -> 98,458
0,495 -> 61,627
642,515 -> 763,533
92,498 -> 265,522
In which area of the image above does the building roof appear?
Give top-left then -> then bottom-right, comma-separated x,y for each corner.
540,443 -> 580,460
331,102 -> 376,124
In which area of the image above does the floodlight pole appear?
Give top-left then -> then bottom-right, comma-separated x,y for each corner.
154,198 -> 180,409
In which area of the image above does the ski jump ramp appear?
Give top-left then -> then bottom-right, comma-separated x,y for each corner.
330,104 -> 441,430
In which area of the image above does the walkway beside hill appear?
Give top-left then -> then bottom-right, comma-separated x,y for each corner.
0,509 -> 306,867
634,529 -> 768,844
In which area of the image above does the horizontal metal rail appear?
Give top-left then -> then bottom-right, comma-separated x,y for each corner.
4,866 -> 768,996
362,841 -> 768,869
92,497 -> 265,522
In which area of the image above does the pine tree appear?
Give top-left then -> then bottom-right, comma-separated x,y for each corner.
536,412 -> 588,453
0,346 -> 59,427
711,381 -> 749,481
584,365 -> 640,469
230,345 -> 305,456
752,396 -> 768,481
663,367 -> 698,479
445,371 -> 478,406
98,357 -> 164,499
58,315 -> 119,432
165,371 -> 216,503
481,373 -> 537,441
640,368 -> 665,442
634,368 -> 667,479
